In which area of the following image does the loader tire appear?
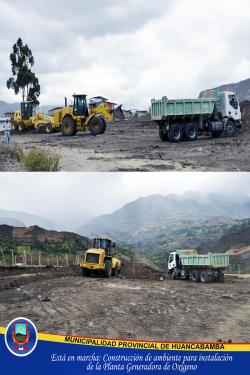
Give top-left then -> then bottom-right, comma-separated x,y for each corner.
111,263 -> 118,277
61,117 -> 76,136
159,129 -> 169,141
185,123 -> 198,141
169,124 -> 183,142
82,267 -> 91,277
18,121 -> 26,132
100,117 -> 107,134
225,120 -> 236,137
190,270 -> 200,283
89,116 -> 104,136
104,259 -> 112,278
11,121 -> 18,130
45,122 -> 54,134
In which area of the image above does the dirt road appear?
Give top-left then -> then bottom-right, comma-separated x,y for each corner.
0,265 -> 249,342
1,119 -> 250,172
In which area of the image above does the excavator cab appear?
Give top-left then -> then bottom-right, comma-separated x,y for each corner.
73,94 -> 88,117
20,101 -> 36,120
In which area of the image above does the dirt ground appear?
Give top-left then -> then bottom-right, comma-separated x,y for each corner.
1,118 -> 250,172
1,264 -> 250,343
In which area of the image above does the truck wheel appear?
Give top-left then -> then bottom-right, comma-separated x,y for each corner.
159,129 -> 169,141
45,122 -> 54,133
104,259 -> 112,278
218,273 -> 224,282
211,130 -> 222,138
82,267 -> 91,277
11,121 -> 18,130
169,124 -> 183,142
89,117 -> 104,136
225,120 -> 236,137
111,263 -> 118,276
185,123 -> 198,141
18,121 -> 26,132
171,269 -> 177,279
190,270 -> 200,282
100,117 -> 107,134
200,271 -> 209,283
61,117 -> 76,136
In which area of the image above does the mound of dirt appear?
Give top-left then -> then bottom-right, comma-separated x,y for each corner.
0,261 -> 163,292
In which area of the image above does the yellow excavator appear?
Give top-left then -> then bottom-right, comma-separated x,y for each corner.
47,94 -> 125,136
11,101 -> 54,132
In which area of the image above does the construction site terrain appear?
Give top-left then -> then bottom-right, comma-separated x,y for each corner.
0,263 -> 250,343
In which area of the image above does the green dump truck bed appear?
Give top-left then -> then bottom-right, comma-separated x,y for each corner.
176,249 -> 229,269
151,96 -> 216,121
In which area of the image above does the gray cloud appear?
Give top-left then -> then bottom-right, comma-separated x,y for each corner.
0,172 -> 249,218
0,0 -> 249,109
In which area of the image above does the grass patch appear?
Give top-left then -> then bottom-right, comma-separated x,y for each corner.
23,148 -> 61,171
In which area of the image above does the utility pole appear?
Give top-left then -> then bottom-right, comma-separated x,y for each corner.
0,247 -> 5,266
39,251 -> 41,267
66,253 -> 68,267
11,249 -> 14,266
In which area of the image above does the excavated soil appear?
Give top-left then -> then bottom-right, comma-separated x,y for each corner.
0,108 -> 250,172
0,265 -> 250,342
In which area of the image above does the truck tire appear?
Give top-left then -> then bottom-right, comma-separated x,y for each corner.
82,267 -> 91,277
45,122 -> 54,133
89,116 -> 104,136
211,130 -> 222,138
61,117 -> 76,136
18,121 -> 26,132
169,124 -> 183,142
200,271 -> 209,283
185,123 -> 198,141
171,269 -> 177,279
218,273 -> 224,282
190,270 -> 200,282
225,120 -> 236,137
100,117 -> 107,134
104,259 -> 112,278
11,121 -> 18,130
159,129 -> 169,141
111,263 -> 118,276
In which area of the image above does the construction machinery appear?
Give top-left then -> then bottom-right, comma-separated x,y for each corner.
49,94 -> 125,136
80,237 -> 121,278
11,101 -> 54,132
151,90 -> 242,142
168,249 -> 229,283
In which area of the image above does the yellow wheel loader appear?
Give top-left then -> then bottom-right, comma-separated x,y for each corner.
52,94 -> 125,136
80,237 -> 121,278
11,101 -> 54,132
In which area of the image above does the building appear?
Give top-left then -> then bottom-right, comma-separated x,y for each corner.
89,96 -> 117,111
4,111 -> 15,118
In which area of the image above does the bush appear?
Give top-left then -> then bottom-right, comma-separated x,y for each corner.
24,148 -> 61,171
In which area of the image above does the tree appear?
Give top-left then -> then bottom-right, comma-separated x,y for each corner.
6,37 -> 40,103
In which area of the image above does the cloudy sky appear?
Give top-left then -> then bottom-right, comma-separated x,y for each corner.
0,0 -> 249,110
0,172 -> 249,218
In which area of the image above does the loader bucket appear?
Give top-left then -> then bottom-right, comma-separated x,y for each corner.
111,105 -> 125,121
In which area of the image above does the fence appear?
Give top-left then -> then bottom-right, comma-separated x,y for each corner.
0,247 -> 85,267
227,263 -> 250,275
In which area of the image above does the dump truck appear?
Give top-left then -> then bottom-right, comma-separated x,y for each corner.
80,237 -> 121,278
49,94 -> 125,136
151,90 -> 242,142
11,101 -> 54,132
168,249 -> 229,283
